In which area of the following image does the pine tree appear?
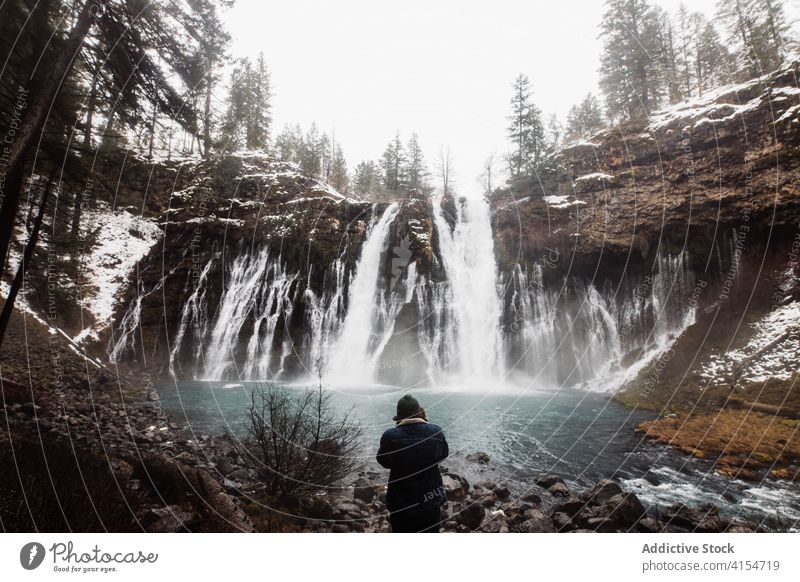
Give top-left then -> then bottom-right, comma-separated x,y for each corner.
715,0 -> 787,77
506,73 -> 545,177
300,123 -> 322,175
329,143 -> 349,193
380,133 -> 406,192
691,13 -> 733,95
565,93 -> 606,142
599,0 -> 664,120
404,133 -> 428,191
676,4 -> 694,100
353,161 -> 380,198
275,124 -> 303,163
654,6 -> 684,104
222,53 -> 272,150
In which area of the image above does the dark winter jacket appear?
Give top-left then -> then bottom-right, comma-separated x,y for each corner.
376,419 -> 449,513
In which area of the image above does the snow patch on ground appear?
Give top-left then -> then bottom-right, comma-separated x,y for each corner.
699,301 -> 800,387
74,203 -> 162,343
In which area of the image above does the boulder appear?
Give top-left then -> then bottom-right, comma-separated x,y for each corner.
554,496 -> 587,517
353,477 -> 376,503
534,473 -> 564,489
442,472 -> 469,500
298,496 -> 335,520
456,501 -> 486,530
494,485 -> 511,501
522,492 -> 542,505
548,481 -> 571,498
579,479 -> 623,506
661,503 -> 729,533
516,508 -> 555,533
466,451 -> 490,464
552,511 -> 575,531
597,492 -> 647,528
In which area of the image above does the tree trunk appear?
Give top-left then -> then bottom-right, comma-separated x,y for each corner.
0,171 -> 56,350
203,65 -> 214,157
84,59 -> 98,150
0,0 -> 98,280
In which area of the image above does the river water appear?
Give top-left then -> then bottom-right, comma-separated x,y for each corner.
158,380 -> 800,531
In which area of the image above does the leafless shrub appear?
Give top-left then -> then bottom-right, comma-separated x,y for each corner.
234,383 -> 363,498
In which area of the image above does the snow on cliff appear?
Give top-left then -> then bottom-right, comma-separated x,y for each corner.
699,300 -> 800,388
647,64 -> 800,132
73,202 -> 162,344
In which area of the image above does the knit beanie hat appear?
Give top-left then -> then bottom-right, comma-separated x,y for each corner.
393,394 -> 422,421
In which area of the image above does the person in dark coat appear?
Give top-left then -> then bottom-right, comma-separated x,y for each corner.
376,394 -> 449,532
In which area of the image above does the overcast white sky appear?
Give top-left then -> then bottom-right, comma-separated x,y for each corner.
221,0 -> 797,195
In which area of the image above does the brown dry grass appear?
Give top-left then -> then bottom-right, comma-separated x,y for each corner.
635,409 -> 800,481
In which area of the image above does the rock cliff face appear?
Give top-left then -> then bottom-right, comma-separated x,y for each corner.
100,153 -> 440,383
490,62 -> 800,404
492,62 -> 800,278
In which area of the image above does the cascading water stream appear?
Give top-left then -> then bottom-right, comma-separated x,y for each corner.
431,193 -> 505,385
325,203 -> 401,384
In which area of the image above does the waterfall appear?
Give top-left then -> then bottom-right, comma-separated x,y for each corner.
326,203 -> 401,384
302,257 -> 349,378
169,256 -> 214,377
431,194 -> 505,384
199,248 -> 298,380
162,191 -> 695,392
108,273 -> 167,364
504,247 -> 696,391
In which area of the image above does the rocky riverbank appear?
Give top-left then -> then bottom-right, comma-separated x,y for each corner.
0,372 -> 775,532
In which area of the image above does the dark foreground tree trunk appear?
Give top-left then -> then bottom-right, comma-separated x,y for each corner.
0,0 -> 98,279
0,171 -> 56,350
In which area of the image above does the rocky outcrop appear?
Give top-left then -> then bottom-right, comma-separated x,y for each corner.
491,62 -> 800,280
98,153 -> 439,383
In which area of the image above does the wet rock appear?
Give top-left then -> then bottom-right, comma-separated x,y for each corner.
661,503 -> 729,532
481,515 -> 509,533
145,506 -> 195,532
548,481 -> 571,497
223,478 -> 243,495
534,473 -> 564,489
494,485 -> 511,501
516,508 -> 555,533
333,501 -> 361,518
299,497 -> 335,520
353,477 -> 376,503
585,516 -> 616,532
442,473 -> 469,501
215,459 -> 235,476
522,492 -> 542,505
597,492 -> 647,528
579,479 -> 623,506
636,517 -> 661,533
456,501 -> 486,530
466,451 -> 490,464
554,496 -> 587,517
552,511 -> 575,531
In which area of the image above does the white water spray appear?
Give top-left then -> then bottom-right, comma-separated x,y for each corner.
326,203 -> 401,384
431,193 -> 505,385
